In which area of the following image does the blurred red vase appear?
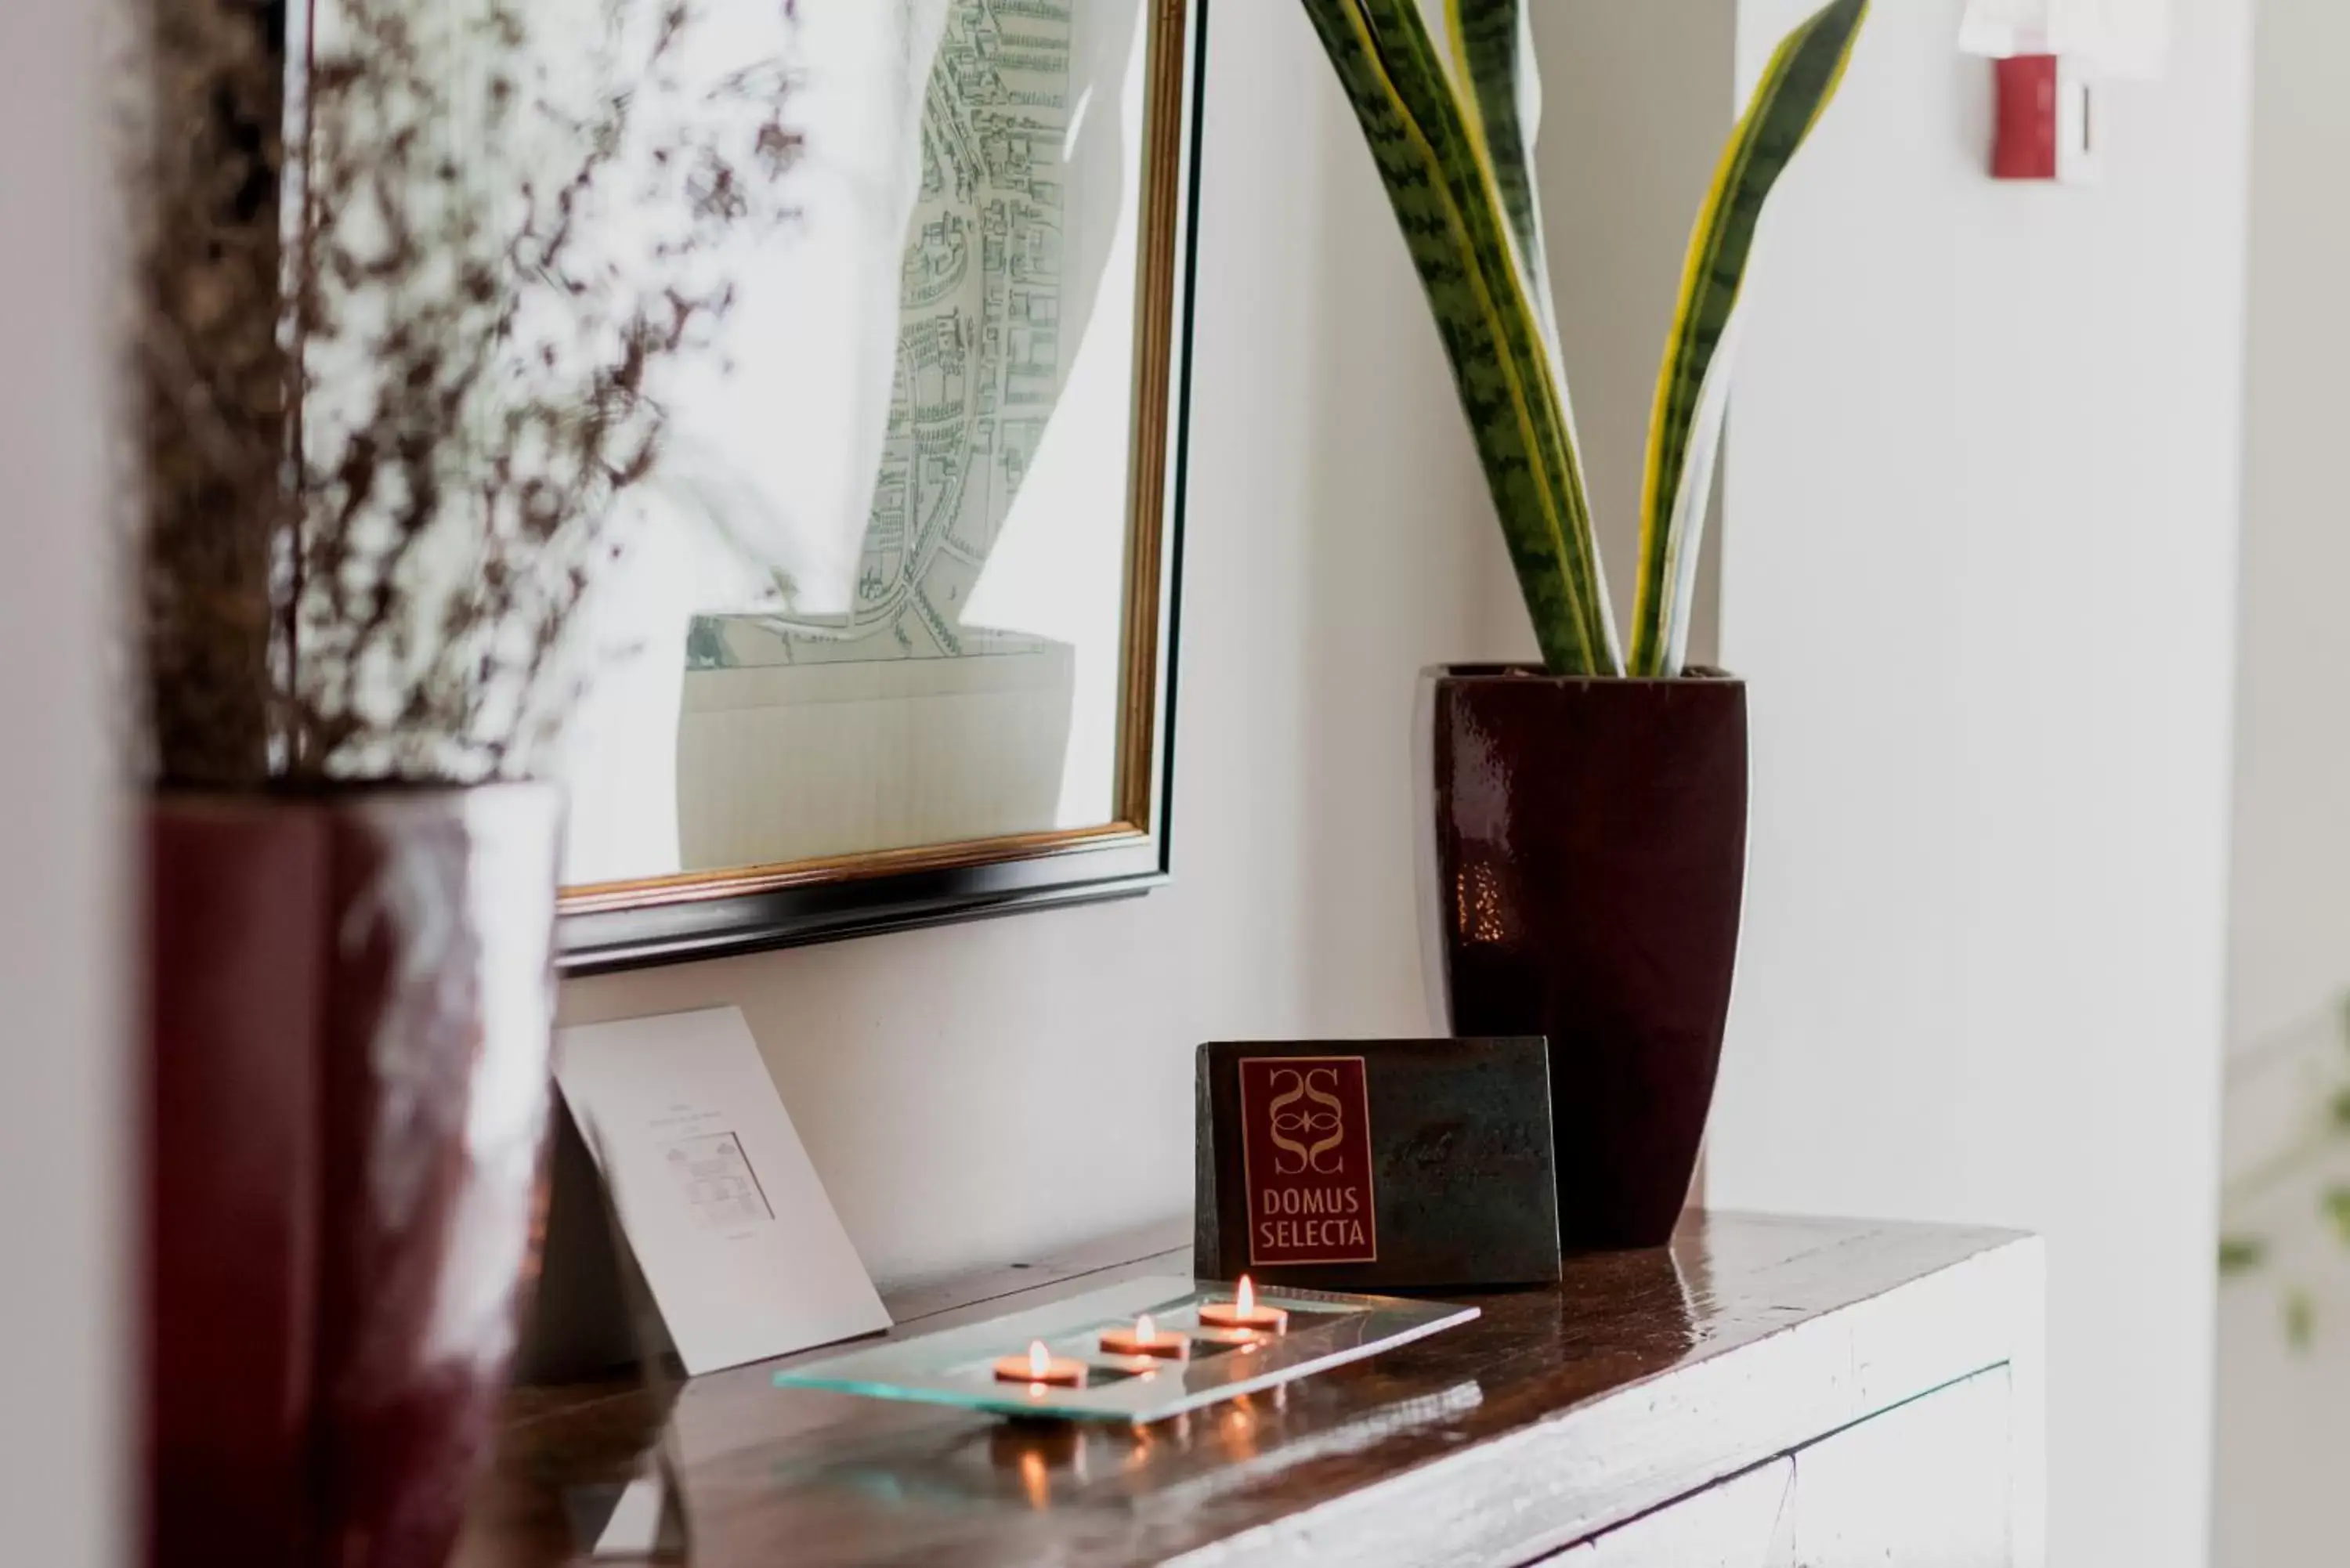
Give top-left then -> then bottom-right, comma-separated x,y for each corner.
143,785 -> 560,1568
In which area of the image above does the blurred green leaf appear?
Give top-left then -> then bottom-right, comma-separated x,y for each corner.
2323,1188 -> 2350,1245
2287,1288 -> 2316,1350
2218,1235 -> 2268,1275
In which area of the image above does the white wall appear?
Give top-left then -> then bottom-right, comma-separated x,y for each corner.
562,0 -> 1506,1287
2210,0 -> 2350,1560
1712,3 -> 2250,1565
0,2 -> 125,1564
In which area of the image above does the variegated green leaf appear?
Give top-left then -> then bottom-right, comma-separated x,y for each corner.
1442,0 -> 1552,344
1629,0 -> 1867,677
1301,0 -> 1619,675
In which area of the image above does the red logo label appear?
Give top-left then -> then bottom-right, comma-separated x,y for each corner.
1237,1056 -> 1377,1266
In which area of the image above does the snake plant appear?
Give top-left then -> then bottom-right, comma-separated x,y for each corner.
1299,0 -> 1868,677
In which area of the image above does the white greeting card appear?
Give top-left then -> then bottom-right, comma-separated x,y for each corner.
554,1006 -> 890,1375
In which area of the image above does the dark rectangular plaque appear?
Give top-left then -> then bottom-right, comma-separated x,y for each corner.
1196,1039 -> 1561,1291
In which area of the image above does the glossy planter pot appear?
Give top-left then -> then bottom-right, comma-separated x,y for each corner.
144,785 -> 561,1568
1419,667 -> 1748,1251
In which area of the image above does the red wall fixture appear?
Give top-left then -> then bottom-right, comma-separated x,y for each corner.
1993,54 -> 2100,183
1994,55 -> 2061,179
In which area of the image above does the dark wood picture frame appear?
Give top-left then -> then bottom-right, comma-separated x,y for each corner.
556,0 -> 1208,974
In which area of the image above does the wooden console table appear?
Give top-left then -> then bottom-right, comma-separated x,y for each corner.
458,1212 -> 2044,1566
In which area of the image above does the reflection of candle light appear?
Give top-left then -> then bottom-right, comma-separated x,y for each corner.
1222,1397 -> 1260,1457
1019,1449 -> 1048,1510
1198,1277 -> 1288,1335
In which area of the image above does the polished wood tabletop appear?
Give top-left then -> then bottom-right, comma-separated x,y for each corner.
455,1212 -> 2041,1568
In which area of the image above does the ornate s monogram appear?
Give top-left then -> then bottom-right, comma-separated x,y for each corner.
1264,1067 -> 1347,1176
1235,1053 -> 1378,1268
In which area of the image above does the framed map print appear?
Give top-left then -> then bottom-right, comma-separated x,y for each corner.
549,0 -> 1206,970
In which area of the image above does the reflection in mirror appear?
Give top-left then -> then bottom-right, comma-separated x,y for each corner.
549,0 -> 1162,890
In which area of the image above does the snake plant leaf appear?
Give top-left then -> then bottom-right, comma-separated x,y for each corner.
1629,0 -> 1868,677
1441,0 -> 1553,346
1368,0 -> 1621,673
1300,0 -> 1620,675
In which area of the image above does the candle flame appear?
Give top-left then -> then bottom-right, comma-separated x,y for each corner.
1236,1276 -> 1256,1315
1135,1313 -> 1156,1344
1027,1339 -> 1052,1378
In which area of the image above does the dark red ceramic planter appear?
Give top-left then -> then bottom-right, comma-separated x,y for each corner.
1419,666 -> 1748,1252
144,786 -> 561,1568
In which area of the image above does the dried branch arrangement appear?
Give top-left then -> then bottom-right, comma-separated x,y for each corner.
134,0 -> 801,789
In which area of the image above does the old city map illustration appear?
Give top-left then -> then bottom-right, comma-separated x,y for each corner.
689,0 -> 1076,671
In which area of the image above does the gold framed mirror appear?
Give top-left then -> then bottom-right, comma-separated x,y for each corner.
551,0 -> 1207,971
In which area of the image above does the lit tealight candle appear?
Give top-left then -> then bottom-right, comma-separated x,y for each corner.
1099,1313 -> 1191,1361
992,1339 -> 1089,1389
1196,1276 -> 1289,1335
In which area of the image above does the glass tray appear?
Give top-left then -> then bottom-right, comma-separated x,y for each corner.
774,1275 -> 1477,1424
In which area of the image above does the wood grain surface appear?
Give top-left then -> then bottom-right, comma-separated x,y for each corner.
456,1212 -> 2044,1568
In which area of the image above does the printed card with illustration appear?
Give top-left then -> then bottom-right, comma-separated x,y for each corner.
555,1006 -> 890,1374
